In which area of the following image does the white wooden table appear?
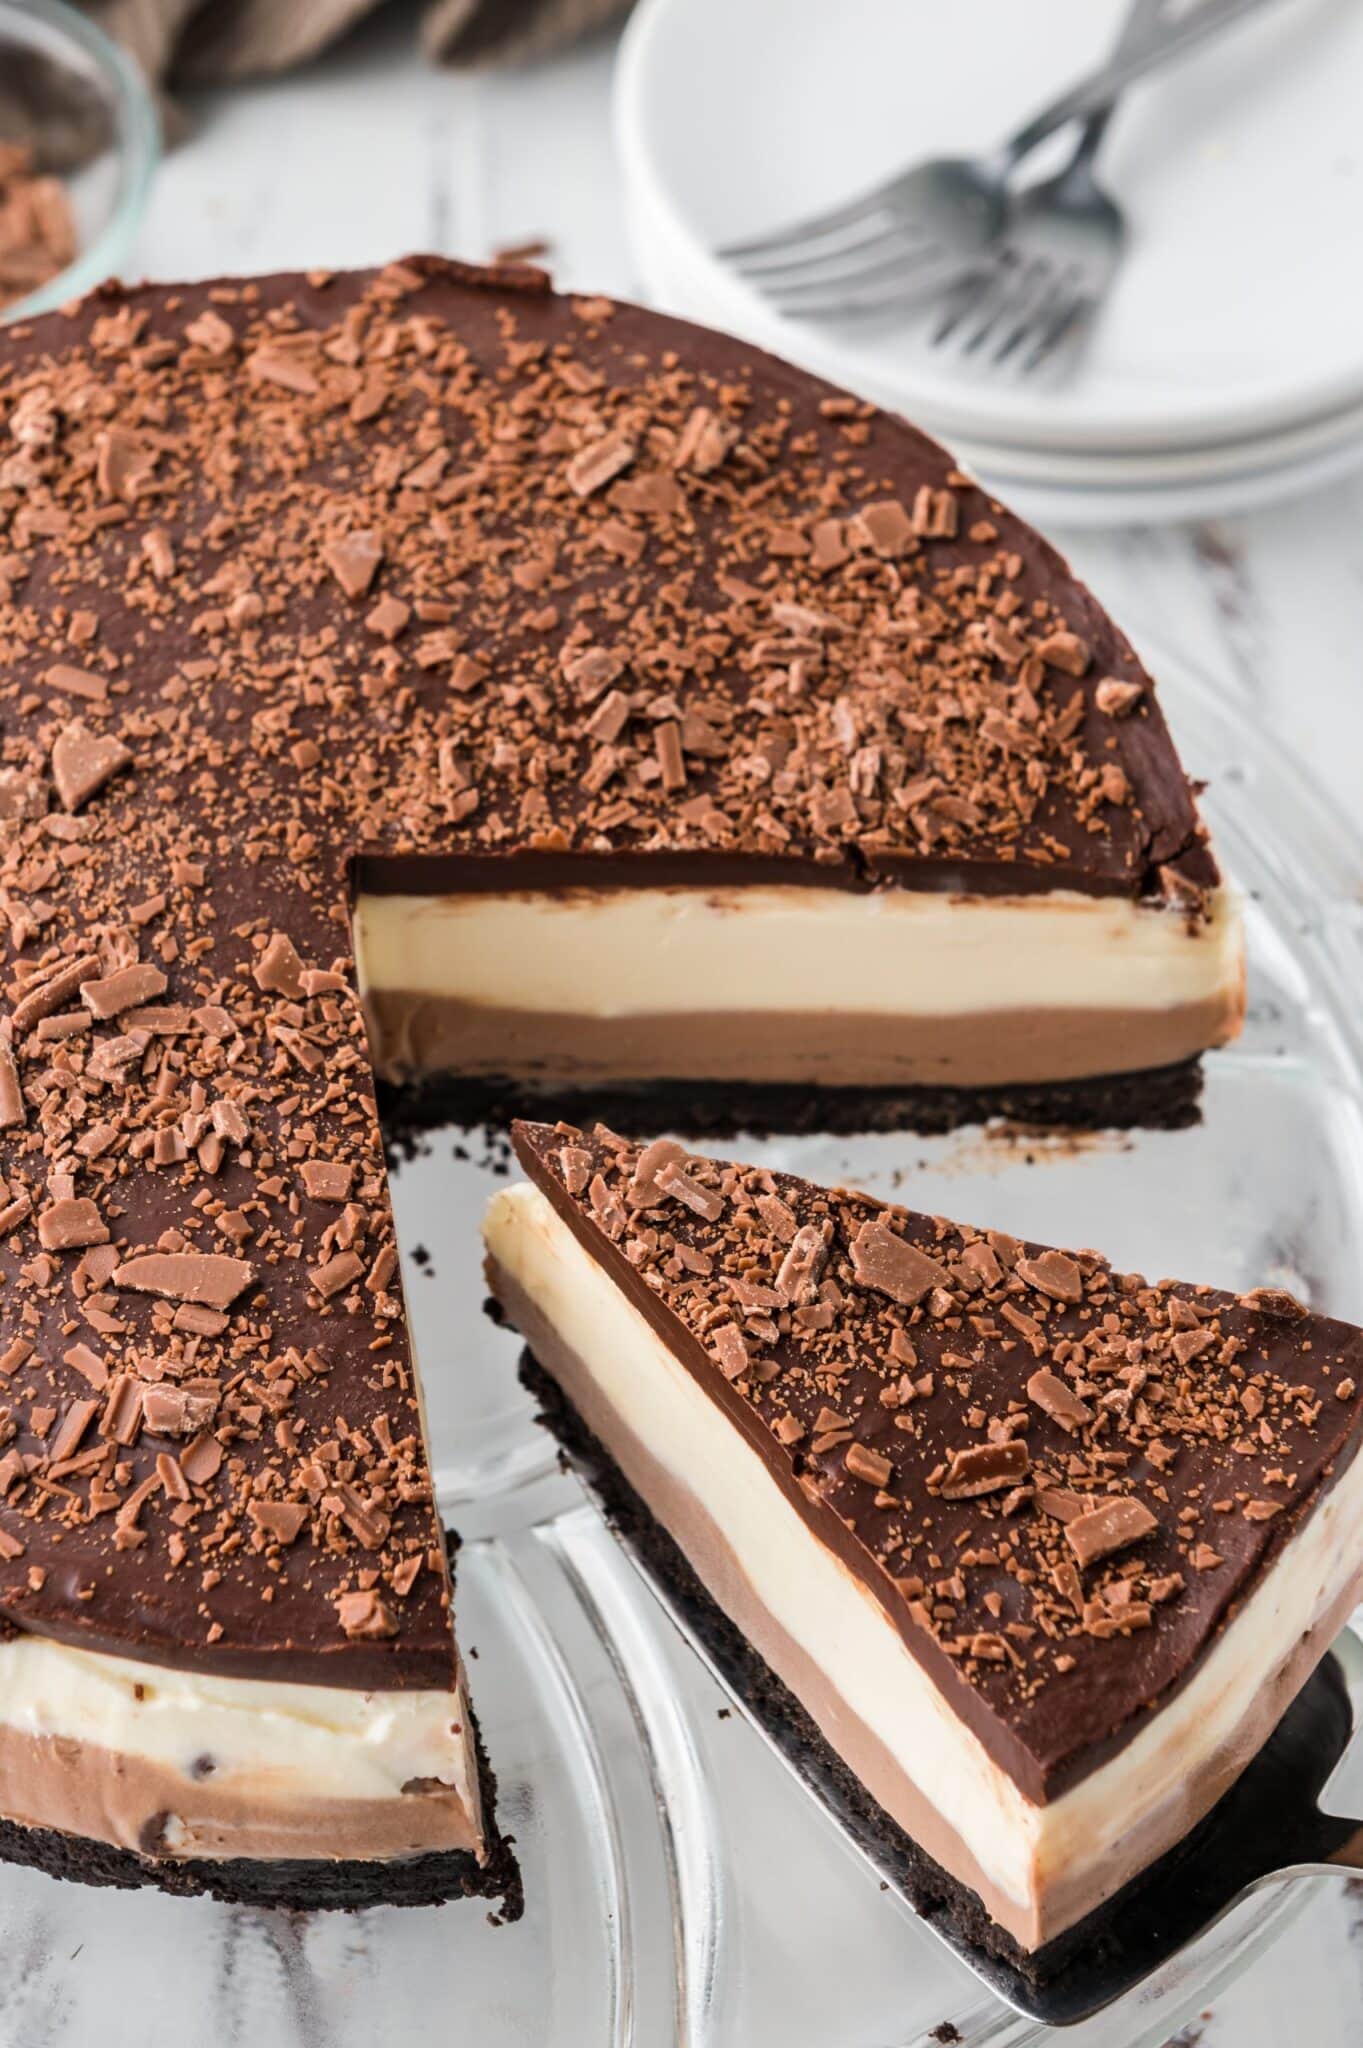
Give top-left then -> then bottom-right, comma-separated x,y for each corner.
125,12 -> 1363,2043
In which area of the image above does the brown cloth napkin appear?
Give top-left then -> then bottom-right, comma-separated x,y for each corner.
2,0 -> 631,182
0,0 -> 630,164
84,0 -> 630,85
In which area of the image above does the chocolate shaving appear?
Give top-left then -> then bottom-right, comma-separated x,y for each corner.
1027,1370 -> 1093,1433
845,1441 -> 893,1488
38,1199 -> 107,1252
249,1499 -> 309,1544
655,1161 -> 724,1221
0,1049 -> 23,1132
300,1160 -> 354,1203
566,431 -> 636,497
254,932 -> 306,999
113,1253 -> 255,1311
1015,1251 -> 1083,1303
80,963 -> 168,1020
1095,677 -> 1144,718
849,1221 -> 949,1307
710,1324 -> 749,1381
311,1250 -> 365,1299
323,529 -> 383,600
1065,1497 -> 1159,1569
50,724 -> 132,812
628,1137 -> 689,1207
336,1588 -> 398,1639
776,1223 -> 831,1306
141,1384 -> 219,1438
941,1441 -> 1030,1499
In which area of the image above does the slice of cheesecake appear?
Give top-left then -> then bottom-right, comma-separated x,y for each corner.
486,1120 -> 1363,1969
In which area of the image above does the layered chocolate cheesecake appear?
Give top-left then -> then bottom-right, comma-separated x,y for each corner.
486,1121 -> 1363,1970
0,250 -> 1243,1908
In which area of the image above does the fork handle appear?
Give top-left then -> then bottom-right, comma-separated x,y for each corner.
1067,0 -> 1170,162
999,0 -> 1285,168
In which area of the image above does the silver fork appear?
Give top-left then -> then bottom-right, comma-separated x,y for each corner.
930,0 -> 1165,374
721,0 -> 1281,321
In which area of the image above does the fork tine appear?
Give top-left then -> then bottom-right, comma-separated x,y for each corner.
930,261 -> 1006,346
758,239 -> 951,312
1019,290 -> 1097,377
973,257 -> 1066,361
732,218 -> 928,286
718,179 -> 897,266
947,254 -> 1041,360
991,263 -> 1077,367
762,249 -> 970,320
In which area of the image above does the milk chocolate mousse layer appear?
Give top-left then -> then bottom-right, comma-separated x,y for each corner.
486,1121 -> 1363,1967
355,876 -> 1242,1098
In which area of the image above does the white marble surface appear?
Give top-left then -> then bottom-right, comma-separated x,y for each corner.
111,10 -> 1363,2045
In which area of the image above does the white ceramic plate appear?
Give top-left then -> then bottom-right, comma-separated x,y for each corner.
616,0 -> 1363,454
967,427 -> 1363,527
961,393 -> 1363,488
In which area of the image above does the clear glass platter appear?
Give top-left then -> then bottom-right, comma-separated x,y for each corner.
4,629 -> 1362,2048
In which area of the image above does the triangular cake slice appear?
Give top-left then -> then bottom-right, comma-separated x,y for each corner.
487,1121 -> 1363,1968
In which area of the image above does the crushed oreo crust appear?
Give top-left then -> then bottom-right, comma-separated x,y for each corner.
513,1119 -> 1363,1800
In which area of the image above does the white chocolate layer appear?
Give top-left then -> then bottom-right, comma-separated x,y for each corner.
354,883 -> 1243,1020
485,1179 -> 1363,1950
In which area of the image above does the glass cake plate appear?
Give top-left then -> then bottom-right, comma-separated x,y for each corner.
4,630 -> 1363,2048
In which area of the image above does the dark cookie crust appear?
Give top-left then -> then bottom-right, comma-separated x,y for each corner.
0,1690 -> 522,1918
380,1055 -> 1204,1151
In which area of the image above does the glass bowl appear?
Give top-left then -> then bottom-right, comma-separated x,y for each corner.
0,0 -> 158,323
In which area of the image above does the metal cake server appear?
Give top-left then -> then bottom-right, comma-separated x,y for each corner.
977,1630 -> 1363,2026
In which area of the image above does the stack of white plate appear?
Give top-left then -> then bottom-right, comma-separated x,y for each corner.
616,0 -> 1363,527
